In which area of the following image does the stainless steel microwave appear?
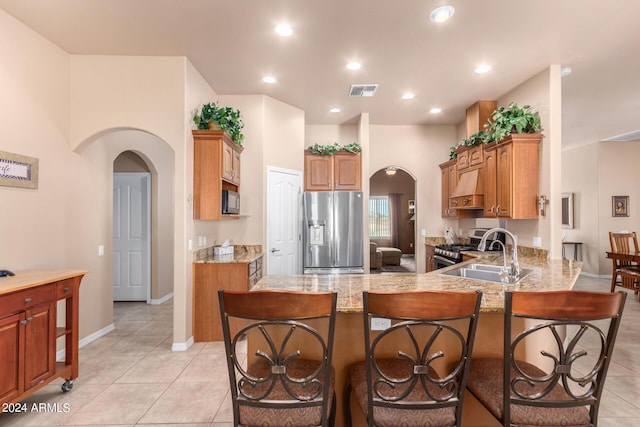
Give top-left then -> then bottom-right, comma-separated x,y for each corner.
222,190 -> 240,214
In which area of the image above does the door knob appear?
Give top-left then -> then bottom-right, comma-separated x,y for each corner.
271,248 -> 280,253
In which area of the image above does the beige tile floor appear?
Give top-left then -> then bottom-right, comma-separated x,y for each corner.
1,275 -> 639,426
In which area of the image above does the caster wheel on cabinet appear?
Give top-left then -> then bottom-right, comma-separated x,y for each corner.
61,380 -> 74,392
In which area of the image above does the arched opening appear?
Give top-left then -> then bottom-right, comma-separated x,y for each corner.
369,167 -> 417,273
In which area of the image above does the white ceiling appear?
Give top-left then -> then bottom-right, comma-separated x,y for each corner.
1,0 -> 639,148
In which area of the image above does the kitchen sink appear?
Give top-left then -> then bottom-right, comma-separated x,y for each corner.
439,263 -> 532,284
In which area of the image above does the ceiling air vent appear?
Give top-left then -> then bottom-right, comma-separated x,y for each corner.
349,84 -> 379,97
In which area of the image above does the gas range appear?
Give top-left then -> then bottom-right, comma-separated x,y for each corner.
433,228 -> 505,269
434,244 -> 477,262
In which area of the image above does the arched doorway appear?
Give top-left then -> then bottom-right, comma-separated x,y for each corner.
369,167 -> 417,273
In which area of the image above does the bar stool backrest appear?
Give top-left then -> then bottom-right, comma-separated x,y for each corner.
218,289 -> 337,427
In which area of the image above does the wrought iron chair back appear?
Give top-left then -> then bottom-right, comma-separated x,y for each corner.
346,290 -> 482,427
218,289 -> 337,427
502,290 -> 626,426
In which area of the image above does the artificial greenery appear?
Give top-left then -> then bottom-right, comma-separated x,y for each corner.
308,142 -> 362,155
193,102 -> 245,147
483,102 -> 541,144
449,131 -> 488,159
342,142 -> 362,153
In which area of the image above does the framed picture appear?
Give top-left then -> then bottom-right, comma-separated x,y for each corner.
561,193 -> 574,229
0,150 -> 39,189
612,195 -> 629,217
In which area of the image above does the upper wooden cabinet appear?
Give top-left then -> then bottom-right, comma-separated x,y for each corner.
439,159 -> 458,218
304,150 -> 361,191
483,134 -> 541,219
455,145 -> 484,172
466,100 -> 496,137
193,130 -> 243,220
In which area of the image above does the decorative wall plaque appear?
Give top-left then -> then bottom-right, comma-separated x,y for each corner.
0,150 -> 39,189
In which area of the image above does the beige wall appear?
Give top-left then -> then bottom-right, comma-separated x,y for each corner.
458,66 -> 562,257
193,95 -> 305,274
370,125 -> 457,273
597,141 -> 640,274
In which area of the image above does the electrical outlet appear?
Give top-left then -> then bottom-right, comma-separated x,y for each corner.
421,229 -> 426,237
533,236 -> 542,248
371,317 -> 391,331
98,245 -> 104,256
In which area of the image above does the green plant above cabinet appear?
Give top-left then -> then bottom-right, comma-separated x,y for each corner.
193,102 -> 245,147
484,103 -> 541,144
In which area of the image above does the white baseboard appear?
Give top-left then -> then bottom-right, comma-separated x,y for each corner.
172,336 -> 194,352
150,292 -> 173,305
56,323 -> 115,361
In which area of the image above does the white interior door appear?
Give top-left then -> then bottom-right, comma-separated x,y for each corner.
113,173 -> 150,301
267,167 -> 302,275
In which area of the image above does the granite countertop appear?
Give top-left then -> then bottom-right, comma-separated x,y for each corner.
194,244 -> 263,264
252,253 -> 583,314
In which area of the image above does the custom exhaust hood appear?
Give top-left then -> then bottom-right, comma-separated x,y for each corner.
450,168 -> 484,209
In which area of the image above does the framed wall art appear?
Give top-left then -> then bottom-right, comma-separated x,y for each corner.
0,151 -> 39,189
561,193 -> 574,229
612,195 -> 629,217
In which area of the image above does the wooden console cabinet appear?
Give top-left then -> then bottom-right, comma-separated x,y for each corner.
0,270 -> 86,404
193,255 -> 263,341
193,130 -> 243,220
304,150 -> 361,191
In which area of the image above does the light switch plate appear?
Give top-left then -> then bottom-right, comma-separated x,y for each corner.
533,236 -> 542,248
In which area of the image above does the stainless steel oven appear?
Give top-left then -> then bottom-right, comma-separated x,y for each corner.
434,254 -> 457,269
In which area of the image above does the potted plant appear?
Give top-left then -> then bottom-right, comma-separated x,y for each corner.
193,102 -> 245,147
483,102 -> 541,144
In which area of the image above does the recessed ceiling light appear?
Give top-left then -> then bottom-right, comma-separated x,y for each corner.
402,93 -> 415,100
346,61 -> 362,71
330,108 -> 341,113
262,76 -> 277,84
561,67 -> 573,77
429,5 -> 455,23
274,24 -> 293,37
430,107 -> 442,114
474,64 -> 492,74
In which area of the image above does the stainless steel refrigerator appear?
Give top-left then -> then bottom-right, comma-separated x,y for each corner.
303,191 -> 364,274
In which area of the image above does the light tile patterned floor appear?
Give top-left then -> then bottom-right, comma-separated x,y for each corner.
1,275 -> 638,426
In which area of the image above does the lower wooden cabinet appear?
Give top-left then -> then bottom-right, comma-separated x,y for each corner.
193,255 -> 264,341
0,271 -> 86,405
425,244 -> 435,273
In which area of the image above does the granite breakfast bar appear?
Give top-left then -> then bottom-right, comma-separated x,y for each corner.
250,254 -> 583,427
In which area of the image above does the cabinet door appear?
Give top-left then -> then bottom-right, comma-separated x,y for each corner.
447,165 -> 458,217
425,245 -> 435,272
222,142 -> 234,182
484,148 -> 497,217
0,313 -> 23,402
232,149 -> 241,185
456,150 -> 469,171
333,152 -> 361,190
24,302 -> 56,390
304,154 -> 333,191
496,144 -> 513,217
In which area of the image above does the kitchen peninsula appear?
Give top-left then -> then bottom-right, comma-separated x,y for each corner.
251,253 -> 583,427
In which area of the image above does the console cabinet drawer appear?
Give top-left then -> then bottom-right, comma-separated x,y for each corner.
0,285 -> 55,318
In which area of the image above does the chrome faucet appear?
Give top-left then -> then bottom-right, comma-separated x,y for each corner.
478,228 -> 520,280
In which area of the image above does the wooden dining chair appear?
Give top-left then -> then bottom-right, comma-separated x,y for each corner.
609,231 -> 640,296
218,289 -> 337,427
467,290 -> 626,427
344,290 -> 482,427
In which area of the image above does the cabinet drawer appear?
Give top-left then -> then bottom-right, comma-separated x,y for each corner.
0,285 -> 55,317
56,279 -> 75,299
